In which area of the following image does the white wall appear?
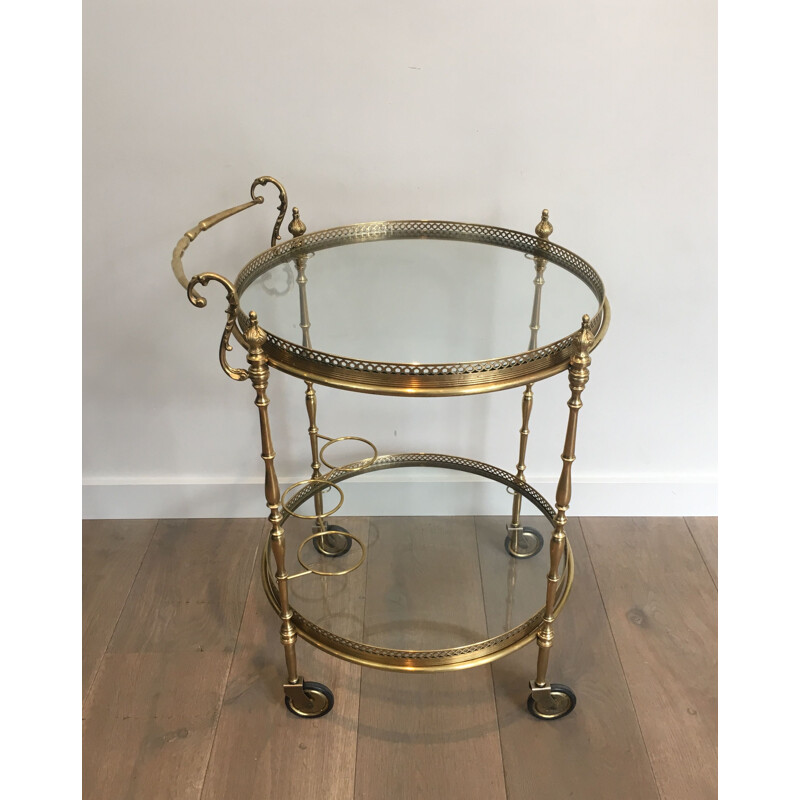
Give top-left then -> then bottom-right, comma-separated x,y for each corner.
83,0 -> 717,518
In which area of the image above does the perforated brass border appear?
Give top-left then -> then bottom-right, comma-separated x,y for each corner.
235,220 -> 610,396
261,452 -> 573,672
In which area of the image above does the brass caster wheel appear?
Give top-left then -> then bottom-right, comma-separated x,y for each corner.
284,681 -> 335,718
527,684 -> 576,720
312,524 -> 353,558
505,527 -> 544,559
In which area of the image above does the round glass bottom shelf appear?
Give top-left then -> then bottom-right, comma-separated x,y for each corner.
263,453 -> 572,672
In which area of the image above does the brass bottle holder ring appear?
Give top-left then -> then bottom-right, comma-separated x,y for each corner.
318,435 -> 379,472
290,531 -> 366,579
280,478 -> 345,520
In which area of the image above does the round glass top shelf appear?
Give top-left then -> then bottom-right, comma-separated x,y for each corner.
234,220 -> 608,396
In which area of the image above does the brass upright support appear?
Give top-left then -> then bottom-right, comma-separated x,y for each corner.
244,311 -> 300,686
509,383 -> 534,532
534,313 -> 593,688
290,208 -> 332,536
305,379 -> 328,529
290,209 -> 349,557
508,210 -> 551,555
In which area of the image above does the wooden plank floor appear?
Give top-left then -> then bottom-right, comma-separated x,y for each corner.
581,518 -> 718,800
83,516 -> 717,800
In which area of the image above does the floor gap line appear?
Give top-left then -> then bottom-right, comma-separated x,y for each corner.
683,516 -> 718,590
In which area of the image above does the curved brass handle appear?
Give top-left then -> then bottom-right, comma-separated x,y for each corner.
251,176 -> 289,249
171,176 -> 289,306
186,272 -> 249,382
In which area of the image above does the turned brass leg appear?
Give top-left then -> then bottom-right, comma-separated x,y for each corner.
529,314 -> 593,720
182,257 -> 335,716
293,217 -> 350,559
245,310 -> 334,718
303,380 -> 351,557
506,383 -> 544,558
507,211 -> 551,558
303,379 -> 326,531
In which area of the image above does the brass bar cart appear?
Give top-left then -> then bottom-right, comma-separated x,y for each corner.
172,175 -> 610,720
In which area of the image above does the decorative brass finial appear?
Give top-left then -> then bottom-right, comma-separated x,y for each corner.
288,207 -> 307,238
577,313 -> 594,352
535,209 -> 553,240
244,310 -> 268,349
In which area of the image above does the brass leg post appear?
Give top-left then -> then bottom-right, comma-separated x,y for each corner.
506,383 -> 545,557
245,313 -> 299,683
293,210 -> 350,557
304,380 -> 350,554
528,314 -> 593,720
507,211 -> 551,558
245,311 -> 334,718
295,238 -> 326,536
304,380 -> 324,526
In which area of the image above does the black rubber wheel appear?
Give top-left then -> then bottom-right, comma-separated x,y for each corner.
284,681 -> 335,718
527,683 -> 576,720
312,524 -> 353,558
505,527 -> 545,559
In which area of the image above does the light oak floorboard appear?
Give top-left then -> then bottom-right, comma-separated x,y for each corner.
108,518 -> 263,654
83,519 -> 157,702
478,517 -> 660,800
201,518 -> 366,800
84,518 -> 262,800
83,516 -> 718,798
582,517 -> 718,800
83,652 -> 231,800
354,517 -> 506,800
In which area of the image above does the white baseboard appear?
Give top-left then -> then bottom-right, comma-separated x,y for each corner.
83,474 -> 717,519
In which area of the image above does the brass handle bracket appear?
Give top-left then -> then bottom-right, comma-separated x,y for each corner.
171,175 -> 290,306
251,176 -> 289,249
186,272 -> 249,381
173,175 -> 291,372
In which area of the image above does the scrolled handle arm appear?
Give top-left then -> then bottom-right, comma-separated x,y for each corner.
172,198 -> 260,305
171,175 -> 289,306
186,272 -> 250,382
250,176 -> 289,248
